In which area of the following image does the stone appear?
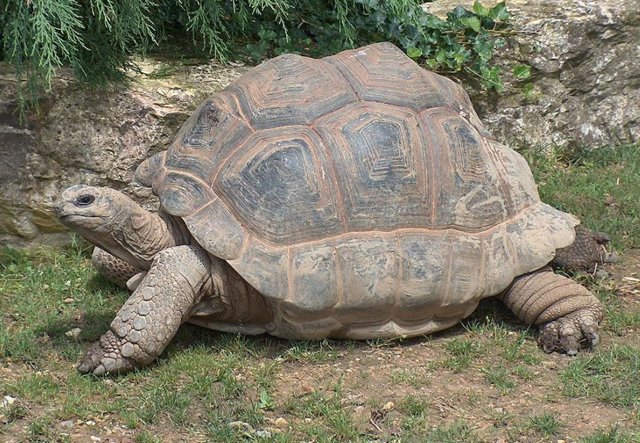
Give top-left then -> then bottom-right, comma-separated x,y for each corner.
65,328 -> 82,339
425,0 -> 639,150
273,417 -> 289,428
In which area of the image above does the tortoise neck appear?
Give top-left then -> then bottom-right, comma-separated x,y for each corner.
100,202 -> 190,270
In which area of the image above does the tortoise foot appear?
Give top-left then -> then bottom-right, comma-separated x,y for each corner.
77,331 -> 137,376
538,309 -> 600,356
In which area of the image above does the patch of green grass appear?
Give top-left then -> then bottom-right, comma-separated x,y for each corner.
134,430 -> 164,443
442,337 -> 485,372
527,412 -> 563,437
391,368 -> 425,388
590,280 -> 640,335
278,339 -> 342,363
426,420 -> 482,443
525,144 -> 640,249
0,245 -> 127,364
580,425 -> 640,443
561,345 -> 640,408
482,366 -> 516,393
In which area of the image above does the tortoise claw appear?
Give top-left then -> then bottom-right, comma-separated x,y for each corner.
538,309 -> 601,355
78,331 -> 136,375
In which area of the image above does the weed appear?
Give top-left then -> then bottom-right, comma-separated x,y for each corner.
483,366 -> 516,393
427,420 -> 482,443
442,337 -> 485,372
528,412 -> 563,437
580,425 -> 640,443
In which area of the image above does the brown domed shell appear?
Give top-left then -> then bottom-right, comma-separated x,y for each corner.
136,42 -> 578,339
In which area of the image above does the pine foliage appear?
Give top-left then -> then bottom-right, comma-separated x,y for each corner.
0,0 -> 509,113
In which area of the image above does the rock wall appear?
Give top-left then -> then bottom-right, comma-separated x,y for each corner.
427,0 -> 640,149
1,0 -> 638,248
0,62 -> 247,247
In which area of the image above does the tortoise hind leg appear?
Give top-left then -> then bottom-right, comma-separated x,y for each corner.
78,245 -> 212,375
500,267 -> 604,355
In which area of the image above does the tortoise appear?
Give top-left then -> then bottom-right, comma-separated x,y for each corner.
56,42 -> 611,375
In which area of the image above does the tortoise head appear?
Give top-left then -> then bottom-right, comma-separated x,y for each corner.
57,185 -> 174,269
57,185 -> 134,237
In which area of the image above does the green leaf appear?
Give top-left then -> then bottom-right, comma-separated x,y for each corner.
407,46 -> 422,59
460,16 -> 481,33
522,82 -> 535,100
258,390 -> 274,410
472,1 -> 490,17
513,64 -> 532,79
489,2 -> 509,21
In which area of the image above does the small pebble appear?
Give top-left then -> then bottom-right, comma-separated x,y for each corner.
274,417 -> 289,428
594,269 -> 609,279
90,437 -> 101,442
228,421 -> 255,434
1,396 -> 16,409
63,298 -> 75,304
65,328 -> 82,339
256,430 -> 271,438
60,420 -> 74,429
85,420 -> 96,426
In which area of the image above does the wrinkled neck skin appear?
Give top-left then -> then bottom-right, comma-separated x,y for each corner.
88,203 -> 190,270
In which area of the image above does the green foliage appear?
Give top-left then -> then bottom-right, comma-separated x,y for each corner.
1,0 -> 509,115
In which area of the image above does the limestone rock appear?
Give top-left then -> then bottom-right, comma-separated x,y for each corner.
426,0 -> 640,149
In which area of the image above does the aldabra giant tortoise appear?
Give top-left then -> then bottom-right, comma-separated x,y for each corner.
57,42 -> 610,375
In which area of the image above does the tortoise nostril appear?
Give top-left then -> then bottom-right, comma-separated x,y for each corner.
76,194 -> 95,207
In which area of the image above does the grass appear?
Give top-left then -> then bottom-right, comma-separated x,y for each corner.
1,144 -> 639,442
525,144 -> 640,249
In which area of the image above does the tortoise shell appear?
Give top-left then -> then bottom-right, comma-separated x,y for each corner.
136,43 -> 578,339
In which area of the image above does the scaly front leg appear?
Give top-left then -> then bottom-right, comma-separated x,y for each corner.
91,247 -> 144,289
78,245 -> 211,375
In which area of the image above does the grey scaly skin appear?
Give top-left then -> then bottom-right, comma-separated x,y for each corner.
58,186 -> 215,374
91,247 -> 142,289
58,185 -> 271,374
78,245 -> 213,375
57,185 -> 613,375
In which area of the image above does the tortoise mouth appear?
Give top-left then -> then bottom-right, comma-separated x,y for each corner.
57,212 -> 106,227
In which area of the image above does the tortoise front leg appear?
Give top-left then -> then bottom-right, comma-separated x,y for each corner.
91,247 -> 144,289
78,245 -> 211,375
500,268 -> 604,355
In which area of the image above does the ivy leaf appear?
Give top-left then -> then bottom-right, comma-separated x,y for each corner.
472,1 -> 490,17
460,16 -> 481,33
513,64 -> 531,79
407,46 -> 422,59
489,2 -> 509,21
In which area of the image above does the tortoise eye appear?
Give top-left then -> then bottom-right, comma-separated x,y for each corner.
76,194 -> 95,206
